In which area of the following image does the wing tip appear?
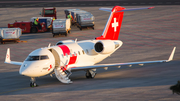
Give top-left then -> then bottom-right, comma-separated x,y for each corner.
5,48 -> 11,63
148,7 -> 155,9
167,47 -> 176,62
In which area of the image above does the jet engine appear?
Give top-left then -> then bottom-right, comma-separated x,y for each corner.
94,40 -> 116,54
56,40 -> 75,45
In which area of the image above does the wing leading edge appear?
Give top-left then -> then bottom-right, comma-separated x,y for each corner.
71,47 -> 176,71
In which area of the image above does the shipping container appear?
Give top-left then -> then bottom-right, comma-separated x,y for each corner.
0,28 -> 22,44
64,9 -> 95,30
52,19 -> 71,37
0,28 -> 21,39
64,9 -> 81,21
76,12 -> 94,27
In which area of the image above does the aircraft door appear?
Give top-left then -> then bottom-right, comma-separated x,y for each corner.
49,49 -> 60,67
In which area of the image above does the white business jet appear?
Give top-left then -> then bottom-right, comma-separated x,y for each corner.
5,6 -> 176,87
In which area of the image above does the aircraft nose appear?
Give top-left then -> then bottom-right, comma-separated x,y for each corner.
19,69 -> 28,75
19,67 -> 36,77
19,64 -> 34,76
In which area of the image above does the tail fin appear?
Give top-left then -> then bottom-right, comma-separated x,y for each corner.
96,6 -> 154,40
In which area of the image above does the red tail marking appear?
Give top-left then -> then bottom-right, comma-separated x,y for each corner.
96,6 -> 125,40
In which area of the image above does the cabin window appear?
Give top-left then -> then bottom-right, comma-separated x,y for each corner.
78,51 -> 80,55
86,49 -> 89,54
74,52 -> 77,56
66,53 -> 68,57
82,50 -> 85,54
62,54 -> 64,58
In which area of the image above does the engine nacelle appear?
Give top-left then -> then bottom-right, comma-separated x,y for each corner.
56,40 -> 75,45
94,40 -> 115,54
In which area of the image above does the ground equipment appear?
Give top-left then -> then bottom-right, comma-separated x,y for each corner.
0,28 -> 21,44
52,19 -> 71,37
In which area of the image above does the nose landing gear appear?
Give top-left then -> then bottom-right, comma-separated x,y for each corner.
30,77 -> 38,87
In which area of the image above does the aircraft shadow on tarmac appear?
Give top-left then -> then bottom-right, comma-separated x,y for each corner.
0,61 -> 179,95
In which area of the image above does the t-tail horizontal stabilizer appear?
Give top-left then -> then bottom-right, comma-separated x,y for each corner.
96,6 -> 154,40
99,7 -> 154,12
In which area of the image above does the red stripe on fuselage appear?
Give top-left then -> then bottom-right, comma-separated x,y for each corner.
69,54 -> 77,64
58,45 -> 77,65
59,45 -> 70,55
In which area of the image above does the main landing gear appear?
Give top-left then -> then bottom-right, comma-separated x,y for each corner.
86,69 -> 96,79
30,77 -> 38,87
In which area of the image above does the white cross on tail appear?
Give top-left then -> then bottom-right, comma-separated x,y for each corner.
112,18 -> 118,32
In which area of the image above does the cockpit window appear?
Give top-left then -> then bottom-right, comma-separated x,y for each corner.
40,56 -> 49,60
26,55 -> 49,61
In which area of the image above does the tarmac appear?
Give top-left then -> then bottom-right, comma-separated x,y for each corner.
0,5 -> 180,101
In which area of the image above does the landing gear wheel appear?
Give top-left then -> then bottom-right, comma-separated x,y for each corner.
86,71 -> 92,79
30,77 -> 38,87
31,27 -> 37,33
30,82 -> 37,87
86,69 -> 96,79
68,30 -> 71,34
52,29 -> 54,34
65,32 -> 67,36
92,26 -> 94,30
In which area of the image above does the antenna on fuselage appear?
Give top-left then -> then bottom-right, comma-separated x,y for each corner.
48,43 -> 51,48
75,38 -> 77,43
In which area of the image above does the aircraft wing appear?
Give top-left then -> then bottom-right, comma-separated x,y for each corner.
4,48 -> 23,66
71,47 -> 176,71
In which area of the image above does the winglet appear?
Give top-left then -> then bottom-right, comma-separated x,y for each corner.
4,48 -> 23,66
5,48 -> 11,63
167,47 -> 176,62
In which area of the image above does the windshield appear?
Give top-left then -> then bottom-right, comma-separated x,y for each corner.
26,55 -> 49,61
44,10 -> 54,14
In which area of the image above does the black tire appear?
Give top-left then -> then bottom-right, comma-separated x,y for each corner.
52,29 -> 54,34
86,72 -> 91,79
92,26 -> 94,30
47,28 -> 50,32
68,30 -> 71,34
80,27 -> 82,30
30,82 -> 37,87
86,71 -> 93,79
31,27 -> 37,33
65,32 -> 67,36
